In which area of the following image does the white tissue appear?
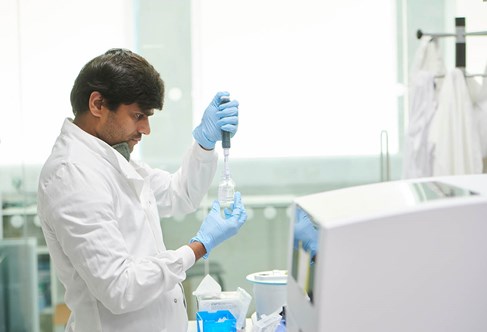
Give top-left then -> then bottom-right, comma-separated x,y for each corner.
192,274 -> 222,298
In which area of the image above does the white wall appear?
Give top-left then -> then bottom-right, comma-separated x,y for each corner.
0,0 -> 135,166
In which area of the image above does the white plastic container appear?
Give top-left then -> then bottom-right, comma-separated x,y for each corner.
246,270 -> 287,320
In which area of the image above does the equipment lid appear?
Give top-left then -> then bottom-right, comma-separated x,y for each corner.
246,270 -> 287,285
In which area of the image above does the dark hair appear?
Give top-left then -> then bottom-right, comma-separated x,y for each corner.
70,48 -> 164,115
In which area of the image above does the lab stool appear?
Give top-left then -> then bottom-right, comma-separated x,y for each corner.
183,261 -> 225,319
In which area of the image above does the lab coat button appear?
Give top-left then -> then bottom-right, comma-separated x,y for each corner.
174,298 -> 177,303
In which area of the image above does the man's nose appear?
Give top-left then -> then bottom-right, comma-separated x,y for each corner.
138,118 -> 151,135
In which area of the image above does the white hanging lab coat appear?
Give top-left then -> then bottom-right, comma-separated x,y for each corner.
467,65 -> 487,164
474,83 -> 487,164
403,71 -> 436,178
403,36 -> 446,178
37,119 -> 218,332
409,36 -> 446,84
429,69 -> 483,175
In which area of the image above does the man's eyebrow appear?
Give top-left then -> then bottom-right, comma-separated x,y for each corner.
142,109 -> 155,116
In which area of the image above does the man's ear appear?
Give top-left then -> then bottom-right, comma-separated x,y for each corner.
88,91 -> 104,118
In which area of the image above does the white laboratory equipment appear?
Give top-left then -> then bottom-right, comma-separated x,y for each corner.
286,174 -> 487,332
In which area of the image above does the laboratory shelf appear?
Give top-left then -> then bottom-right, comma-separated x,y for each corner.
2,204 -> 37,216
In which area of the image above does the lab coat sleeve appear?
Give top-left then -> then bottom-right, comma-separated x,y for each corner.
38,162 -> 195,315
139,142 -> 218,217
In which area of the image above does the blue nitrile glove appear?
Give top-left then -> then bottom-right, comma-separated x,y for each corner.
192,91 -> 239,150
293,209 -> 318,258
191,192 -> 247,258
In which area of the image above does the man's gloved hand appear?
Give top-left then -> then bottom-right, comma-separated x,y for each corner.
192,91 -> 239,150
293,209 -> 318,258
191,192 -> 247,257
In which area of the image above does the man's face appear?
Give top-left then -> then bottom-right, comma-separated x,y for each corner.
97,103 -> 154,152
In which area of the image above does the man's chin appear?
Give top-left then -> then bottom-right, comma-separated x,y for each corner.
128,140 -> 138,151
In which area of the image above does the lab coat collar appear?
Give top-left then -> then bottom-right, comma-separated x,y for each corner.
62,118 -> 145,197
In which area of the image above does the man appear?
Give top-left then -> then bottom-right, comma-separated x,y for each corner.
37,48 -> 247,332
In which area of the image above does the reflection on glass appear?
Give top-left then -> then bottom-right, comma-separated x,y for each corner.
291,206 -> 319,304
411,181 -> 478,202
293,208 -> 318,260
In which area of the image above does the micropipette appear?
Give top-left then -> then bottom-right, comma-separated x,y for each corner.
218,96 -> 236,207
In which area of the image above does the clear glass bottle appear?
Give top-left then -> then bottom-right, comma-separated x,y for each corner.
218,176 -> 235,208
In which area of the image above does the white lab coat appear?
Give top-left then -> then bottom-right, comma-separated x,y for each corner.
429,69 -> 483,175
403,71 -> 436,178
403,36 -> 446,178
467,65 -> 487,163
409,36 -> 446,86
474,84 -> 487,162
37,119 -> 218,332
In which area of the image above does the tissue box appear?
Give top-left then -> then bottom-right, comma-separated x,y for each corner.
196,310 -> 236,332
193,275 -> 251,330
196,291 -> 242,316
